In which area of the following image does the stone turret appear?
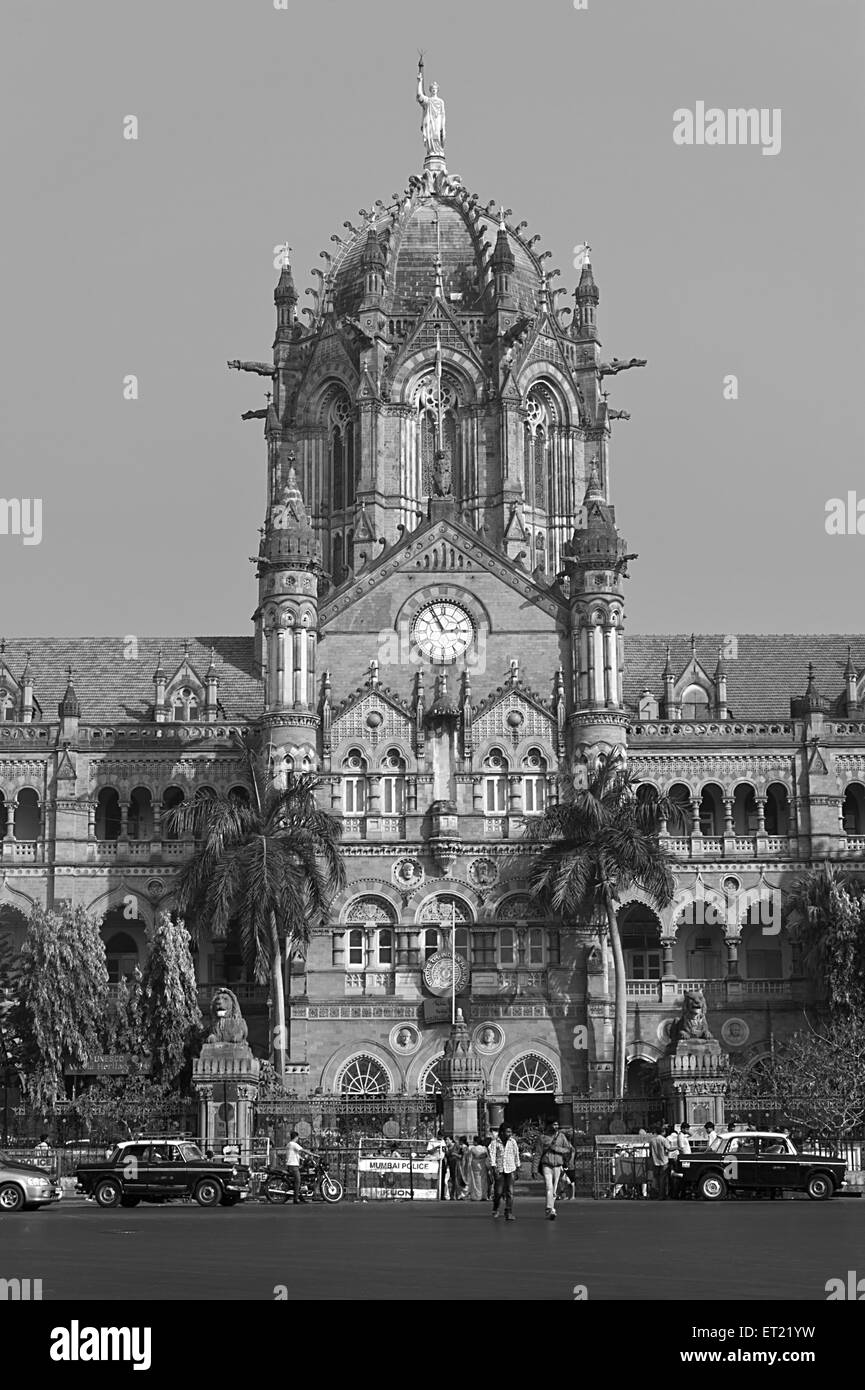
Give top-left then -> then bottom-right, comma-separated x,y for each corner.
562,463 -> 636,770
254,459 -> 322,784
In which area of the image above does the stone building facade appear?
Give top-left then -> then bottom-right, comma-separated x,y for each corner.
2,83 -> 864,1126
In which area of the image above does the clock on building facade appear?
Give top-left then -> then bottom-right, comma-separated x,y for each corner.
411,600 -> 474,663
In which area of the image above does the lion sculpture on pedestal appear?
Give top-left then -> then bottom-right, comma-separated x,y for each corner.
670,988 -> 713,1046
206,988 -> 249,1045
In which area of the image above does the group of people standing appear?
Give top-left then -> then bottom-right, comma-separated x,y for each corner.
427,1120 -> 576,1221
647,1121 -> 721,1199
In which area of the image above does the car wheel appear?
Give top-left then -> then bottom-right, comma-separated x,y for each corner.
94,1179 -> 122,1209
193,1178 -> 222,1207
263,1175 -> 292,1205
0,1183 -> 26,1213
321,1176 -> 344,1203
698,1172 -> 727,1201
806,1172 -> 833,1201
120,1196 -> 141,1208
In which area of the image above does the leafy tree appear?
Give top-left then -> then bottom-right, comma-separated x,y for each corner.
139,913 -> 202,1084
786,863 -> 865,1013
527,747 -> 679,1101
729,1011 -> 865,1141
168,742 -> 345,1085
15,905 -> 110,1105
105,967 -> 145,1055
70,1073 -> 175,1142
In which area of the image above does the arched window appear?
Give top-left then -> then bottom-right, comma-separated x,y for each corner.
681,685 -> 710,720
329,394 -> 354,513
420,1056 -> 445,1095
380,750 -> 406,817
0,687 -> 15,721
524,390 -> 552,516
127,787 -> 153,840
521,748 -> 548,815
344,896 -> 397,969
667,783 -> 692,837
170,688 -> 200,722
338,1054 -> 390,1096
14,788 -> 40,840
620,903 -> 662,979
506,1054 -> 558,1094
103,930 -> 139,985
416,372 -> 459,499
161,786 -> 185,840
842,784 -> 865,835
765,783 -> 790,836
483,748 -> 509,815
698,783 -> 724,836
95,788 -> 121,841
342,750 -> 367,816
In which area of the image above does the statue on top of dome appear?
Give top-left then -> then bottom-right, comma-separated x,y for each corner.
417,55 -> 446,159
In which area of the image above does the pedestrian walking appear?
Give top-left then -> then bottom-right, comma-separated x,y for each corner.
532,1120 -> 574,1220
648,1125 -> 669,1199
488,1123 -> 521,1222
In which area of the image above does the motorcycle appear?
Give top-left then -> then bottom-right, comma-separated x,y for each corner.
263,1153 -> 344,1205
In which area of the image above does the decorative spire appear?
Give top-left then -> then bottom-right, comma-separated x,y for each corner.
845,643 -> 857,677
662,643 -> 673,679
58,666 -> 80,719
690,633 -> 698,661
714,643 -> 727,678
21,651 -> 32,681
153,647 -> 165,680
206,646 -> 218,680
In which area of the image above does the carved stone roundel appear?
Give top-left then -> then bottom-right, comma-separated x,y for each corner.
423,950 -> 470,997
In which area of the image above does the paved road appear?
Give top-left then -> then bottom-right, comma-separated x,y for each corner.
2,1196 -> 862,1300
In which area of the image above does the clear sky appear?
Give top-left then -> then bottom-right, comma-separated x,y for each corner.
0,0 -> 863,638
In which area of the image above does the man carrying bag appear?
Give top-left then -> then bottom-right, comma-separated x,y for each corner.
532,1120 -> 574,1220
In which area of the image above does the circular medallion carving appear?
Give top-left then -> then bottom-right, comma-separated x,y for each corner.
423,950 -> 470,997
721,1017 -> 750,1048
146,878 -> 166,899
473,1023 -> 503,1054
389,1023 -> 420,1054
468,857 -> 498,889
393,858 -> 424,889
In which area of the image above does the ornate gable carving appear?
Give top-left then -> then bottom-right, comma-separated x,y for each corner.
472,686 -> 556,750
331,689 -> 413,750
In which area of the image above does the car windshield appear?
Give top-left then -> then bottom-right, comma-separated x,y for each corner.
179,1143 -> 203,1161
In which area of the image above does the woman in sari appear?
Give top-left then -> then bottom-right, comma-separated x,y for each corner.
465,1135 -> 490,1201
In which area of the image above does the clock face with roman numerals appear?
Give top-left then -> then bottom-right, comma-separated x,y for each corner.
412,601 -> 474,663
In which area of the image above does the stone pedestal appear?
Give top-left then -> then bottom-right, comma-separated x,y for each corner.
193,995 -> 261,1165
440,1009 -> 483,1137
658,1041 -> 729,1129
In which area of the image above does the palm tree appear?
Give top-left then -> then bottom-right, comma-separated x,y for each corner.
167,745 -> 345,1085
526,747 -> 680,1101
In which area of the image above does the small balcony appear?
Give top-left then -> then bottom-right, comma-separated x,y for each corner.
0,839 -> 43,863
625,976 -> 801,1005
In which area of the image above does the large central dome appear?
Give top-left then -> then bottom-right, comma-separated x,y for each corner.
329,189 -> 546,321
